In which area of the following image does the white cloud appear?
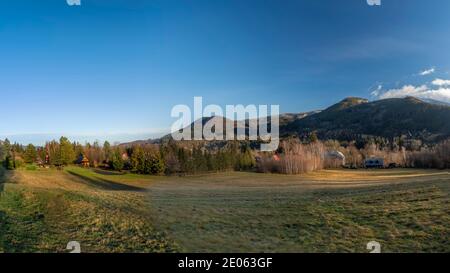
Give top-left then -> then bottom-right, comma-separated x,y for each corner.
370,85 -> 383,97
379,85 -> 427,99
419,68 -> 435,76
378,84 -> 450,103
432,78 -> 450,87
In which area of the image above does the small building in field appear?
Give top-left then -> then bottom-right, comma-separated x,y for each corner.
364,157 -> 384,168
80,155 -> 90,168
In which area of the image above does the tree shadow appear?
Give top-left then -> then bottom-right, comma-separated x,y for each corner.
93,169 -> 126,176
0,167 -> 6,193
0,167 -> 6,251
0,210 -> 6,251
67,170 -> 146,192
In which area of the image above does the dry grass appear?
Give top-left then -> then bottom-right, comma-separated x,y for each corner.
147,169 -> 449,253
1,167 -> 449,253
0,167 -> 177,253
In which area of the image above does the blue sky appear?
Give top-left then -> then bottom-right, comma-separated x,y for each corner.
1,0 -> 450,144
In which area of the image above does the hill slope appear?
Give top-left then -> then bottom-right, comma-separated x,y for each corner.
122,97 -> 450,146
282,97 -> 450,142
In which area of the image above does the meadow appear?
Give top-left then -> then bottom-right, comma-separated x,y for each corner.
0,166 -> 449,253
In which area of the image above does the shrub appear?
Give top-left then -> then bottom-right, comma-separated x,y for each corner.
25,164 -> 38,171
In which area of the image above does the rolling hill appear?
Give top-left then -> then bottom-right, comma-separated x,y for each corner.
282,97 -> 450,142
123,97 -> 450,146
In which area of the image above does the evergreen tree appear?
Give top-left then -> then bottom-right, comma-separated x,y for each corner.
103,141 -> 112,162
73,142 -> 84,160
130,146 -> 145,172
2,139 -> 11,162
148,152 -> 165,175
24,144 -> 38,164
110,148 -> 124,171
309,131 -> 318,143
4,154 -> 14,170
238,146 -> 255,170
59,137 -> 76,165
0,141 -> 4,162
47,140 -> 61,166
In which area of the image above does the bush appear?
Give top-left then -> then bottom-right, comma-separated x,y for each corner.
110,149 -> 124,171
25,164 -> 38,171
256,155 -> 280,173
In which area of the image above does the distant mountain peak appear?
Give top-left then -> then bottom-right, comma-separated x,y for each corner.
121,96 -> 450,146
326,97 -> 369,111
282,96 -> 450,143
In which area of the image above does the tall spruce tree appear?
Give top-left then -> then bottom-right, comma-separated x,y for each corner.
24,144 -> 38,164
103,141 -> 111,163
59,137 -> 76,165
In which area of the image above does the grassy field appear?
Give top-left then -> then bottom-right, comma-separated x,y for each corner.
0,166 -> 449,253
0,166 -> 177,253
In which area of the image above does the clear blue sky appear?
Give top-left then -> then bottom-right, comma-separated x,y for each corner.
1,0 -> 449,144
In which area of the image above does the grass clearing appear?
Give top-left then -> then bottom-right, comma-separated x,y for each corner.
0,166 -> 449,253
147,170 -> 449,253
0,166 -> 177,253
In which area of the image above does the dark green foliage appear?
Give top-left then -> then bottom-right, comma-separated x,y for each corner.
157,140 -> 251,175
110,148 -> 124,171
129,146 -> 165,175
47,140 -> 62,166
44,137 -> 76,166
23,144 -> 37,164
237,146 -> 255,171
147,153 -> 165,175
3,155 -> 14,170
59,137 -> 76,165
308,131 -> 318,143
103,141 -> 111,162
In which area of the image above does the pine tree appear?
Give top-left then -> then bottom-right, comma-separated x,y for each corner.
0,140 -> 5,162
103,141 -> 111,162
130,146 -> 145,172
238,146 -> 255,170
24,144 -> 38,164
110,148 -> 124,171
309,131 -> 318,143
59,137 -> 76,165
4,154 -> 14,170
148,152 -> 165,175
2,139 -> 11,162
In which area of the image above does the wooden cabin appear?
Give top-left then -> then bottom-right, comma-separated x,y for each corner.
80,155 -> 90,168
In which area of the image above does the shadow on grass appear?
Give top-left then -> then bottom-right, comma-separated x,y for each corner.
0,168 -> 5,250
93,169 -> 126,176
0,167 -> 6,193
67,170 -> 146,192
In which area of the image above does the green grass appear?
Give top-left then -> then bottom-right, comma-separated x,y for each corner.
0,166 -> 449,253
0,166 -> 177,253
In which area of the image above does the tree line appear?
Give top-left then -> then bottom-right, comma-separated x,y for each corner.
0,137 -> 256,175
0,135 -> 448,174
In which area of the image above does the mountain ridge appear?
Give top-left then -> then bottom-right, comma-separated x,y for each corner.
121,96 -> 450,146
